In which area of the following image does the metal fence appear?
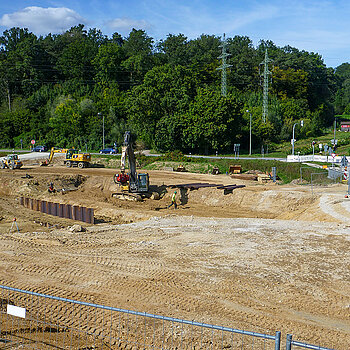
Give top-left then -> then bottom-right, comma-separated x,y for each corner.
286,334 -> 335,350
298,169 -> 343,197
0,285 -> 337,350
0,285 -> 281,349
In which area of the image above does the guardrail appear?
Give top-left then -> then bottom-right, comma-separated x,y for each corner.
287,155 -> 349,163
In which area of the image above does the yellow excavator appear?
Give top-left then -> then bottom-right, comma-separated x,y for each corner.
42,148 -> 91,168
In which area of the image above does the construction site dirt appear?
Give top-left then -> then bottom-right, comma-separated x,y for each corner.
0,162 -> 350,349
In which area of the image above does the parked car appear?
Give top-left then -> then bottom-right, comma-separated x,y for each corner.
99,147 -> 118,154
31,145 -> 48,152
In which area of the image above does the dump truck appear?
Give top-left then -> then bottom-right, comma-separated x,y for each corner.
1,154 -> 23,169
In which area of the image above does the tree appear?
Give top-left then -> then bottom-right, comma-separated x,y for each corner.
154,114 -> 184,151
126,64 -> 198,147
157,33 -> 189,66
181,88 -> 243,153
122,29 -> 155,83
227,36 -> 259,91
187,34 -> 221,87
93,43 -> 126,85
0,27 -> 35,52
0,27 -> 43,108
49,97 -> 82,145
111,32 -> 124,46
334,63 -> 350,114
56,39 -> 97,82
155,88 -> 243,153
271,67 -> 308,100
87,28 -> 108,46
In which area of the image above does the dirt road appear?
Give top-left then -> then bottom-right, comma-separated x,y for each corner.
0,163 -> 349,348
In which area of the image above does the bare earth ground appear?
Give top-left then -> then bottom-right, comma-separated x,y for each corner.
0,159 -> 350,349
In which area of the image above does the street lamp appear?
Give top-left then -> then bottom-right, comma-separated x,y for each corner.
246,109 -> 252,155
292,120 -> 303,156
332,117 -> 337,148
98,112 -> 104,149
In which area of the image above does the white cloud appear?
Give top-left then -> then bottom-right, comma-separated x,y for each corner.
106,17 -> 151,32
143,1 -> 280,40
229,5 -> 280,30
0,7 -> 87,35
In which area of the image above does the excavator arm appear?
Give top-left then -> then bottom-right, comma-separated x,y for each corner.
114,131 -> 149,193
42,148 -> 68,166
121,132 -> 137,191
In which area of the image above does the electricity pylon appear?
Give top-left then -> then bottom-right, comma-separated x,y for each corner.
260,49 -> 272,123
217,33 -> 232,97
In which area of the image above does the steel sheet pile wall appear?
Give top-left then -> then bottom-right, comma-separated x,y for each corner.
19,197 -> 94,224
0,285 -> 281,350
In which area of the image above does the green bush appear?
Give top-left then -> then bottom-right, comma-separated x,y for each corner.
161,151 -> 189,163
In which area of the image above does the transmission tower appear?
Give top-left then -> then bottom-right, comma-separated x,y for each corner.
217,33 -> 232,97
260,49 -> 273,123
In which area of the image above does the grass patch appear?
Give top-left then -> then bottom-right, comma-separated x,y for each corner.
144,161 -> 217,174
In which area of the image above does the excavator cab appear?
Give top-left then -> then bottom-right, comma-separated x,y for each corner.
137,173 -> 149,192
8,154 -> 19,161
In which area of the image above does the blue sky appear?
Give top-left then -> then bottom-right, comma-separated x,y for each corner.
0,0 -> 350,67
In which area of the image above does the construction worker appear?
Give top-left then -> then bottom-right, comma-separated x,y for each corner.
167,191 -> 177,209
48,182 -> 55,193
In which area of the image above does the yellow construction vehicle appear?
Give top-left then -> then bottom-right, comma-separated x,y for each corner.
42,148 -> 91,168
65,149 -> 91,168
1,154 -> 23,169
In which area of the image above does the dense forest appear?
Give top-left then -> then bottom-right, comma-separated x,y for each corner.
1,24 -> 350,154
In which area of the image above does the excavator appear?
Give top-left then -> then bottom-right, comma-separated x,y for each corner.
41,148 -> 91,168
113,131 -> 158,201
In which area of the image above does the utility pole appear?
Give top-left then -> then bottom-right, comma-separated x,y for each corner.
332,117 -> 337,148
246,110 -> 252,155
292,120 -> 304,156
260,49 -> 272,123
98,112 -> 104,149
217,33 -> 232,97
